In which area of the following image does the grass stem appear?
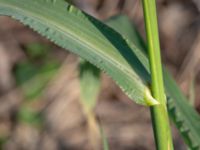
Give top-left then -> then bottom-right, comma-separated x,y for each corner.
142,0 -> 174,149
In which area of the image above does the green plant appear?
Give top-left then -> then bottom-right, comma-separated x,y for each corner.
142,0 -> 173,149
0,0 -> 200,149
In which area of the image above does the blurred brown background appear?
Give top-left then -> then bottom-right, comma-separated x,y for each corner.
0,0 -> 200,149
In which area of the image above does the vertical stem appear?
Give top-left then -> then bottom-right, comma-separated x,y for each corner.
142,0 -> 174,149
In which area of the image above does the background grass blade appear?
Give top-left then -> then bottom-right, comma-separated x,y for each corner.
79,59 -> 101,149
105,15 -> 146,52
100,125 -> 110,150
106,15 -> 200,149
79,60 -> 110,150
79,60 -> 101,113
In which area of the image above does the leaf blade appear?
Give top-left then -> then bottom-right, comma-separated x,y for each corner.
79,60 -> 101,112
0,0 -> 154,106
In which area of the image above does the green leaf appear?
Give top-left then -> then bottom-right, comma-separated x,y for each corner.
0,0 -> 156,106
79,60 -> 102,149
79,59 -> 101,113
106,15 -> 200,149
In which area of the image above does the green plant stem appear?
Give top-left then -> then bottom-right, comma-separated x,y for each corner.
142,0 -> 174,149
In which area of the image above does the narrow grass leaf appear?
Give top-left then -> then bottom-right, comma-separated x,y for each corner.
79,59 -> 101,112
0,0 -> 155,106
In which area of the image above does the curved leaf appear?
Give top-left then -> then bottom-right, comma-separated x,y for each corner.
0,0 -> 157,106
